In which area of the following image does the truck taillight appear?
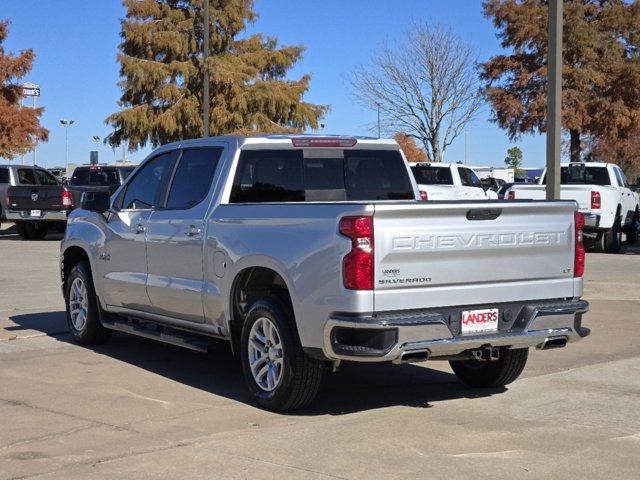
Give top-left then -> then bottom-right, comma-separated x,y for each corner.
590,191 -> 601,209
419,190 -> 428,201
62,189 -> 74,208
574,211 -> 585,278
339,216 -> 374,290
508,190 -> 516,200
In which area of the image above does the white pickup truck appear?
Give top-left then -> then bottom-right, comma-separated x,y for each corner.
410,163 -> 497,200
506,162 -> 639,253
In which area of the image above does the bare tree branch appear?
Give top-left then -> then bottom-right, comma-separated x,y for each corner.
349,23 -> 482,162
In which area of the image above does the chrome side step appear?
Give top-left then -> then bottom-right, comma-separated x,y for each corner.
101,317 -> 215,353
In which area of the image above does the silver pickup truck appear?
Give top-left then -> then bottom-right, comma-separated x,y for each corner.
60,135 -> 590,411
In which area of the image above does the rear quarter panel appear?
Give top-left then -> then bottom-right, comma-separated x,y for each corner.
205,203 -> 375,349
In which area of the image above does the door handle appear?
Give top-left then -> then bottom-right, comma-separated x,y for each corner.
185,225 -> 201,237
135,223 -> 145,234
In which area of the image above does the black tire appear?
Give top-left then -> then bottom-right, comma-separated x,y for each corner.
239,297 -> 323,411
64,261 -> 111,344
625,210 -> 639,245
17,221 -> 48,240
449,347 -> 528,388
603,215 -> 622,253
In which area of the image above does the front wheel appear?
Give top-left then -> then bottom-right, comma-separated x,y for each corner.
449,347 -> 528,388
239,297 -> 323,411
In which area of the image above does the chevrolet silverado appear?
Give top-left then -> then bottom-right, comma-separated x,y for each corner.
60,135 -> 590,410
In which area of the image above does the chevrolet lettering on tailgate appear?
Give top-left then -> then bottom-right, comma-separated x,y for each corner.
392,231 -> 567,251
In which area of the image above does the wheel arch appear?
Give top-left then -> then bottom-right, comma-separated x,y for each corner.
227,263 -> 297,353
61,245 -> 92,287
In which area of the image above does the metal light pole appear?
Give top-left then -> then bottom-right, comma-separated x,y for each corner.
546,0 -> 563,200
376,102 -> 381,138
203,0 -> 210,138
60,119 -> 74,174
464,130 -> 469,165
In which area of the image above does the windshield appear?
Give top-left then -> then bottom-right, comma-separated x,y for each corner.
70,167 -> 121,186
410,165 -> 453,185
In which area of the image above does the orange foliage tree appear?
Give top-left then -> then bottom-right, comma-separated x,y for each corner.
0,20 -> 48,160
394,133 -> 428,162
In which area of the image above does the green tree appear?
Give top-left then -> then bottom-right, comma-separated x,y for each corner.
482,0 -> 640,163
504,146 -> 524,177
0,20 -> 48,160
106,0 -> 327,150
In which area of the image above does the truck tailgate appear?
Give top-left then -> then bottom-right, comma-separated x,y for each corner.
373,201 -> 578,311
7,185 -> 64,211
512,184 -> 593,210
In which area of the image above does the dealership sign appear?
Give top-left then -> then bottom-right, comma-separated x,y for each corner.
22,82 -> 40,97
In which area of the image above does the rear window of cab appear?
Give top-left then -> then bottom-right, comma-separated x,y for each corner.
230,149 -> 414,203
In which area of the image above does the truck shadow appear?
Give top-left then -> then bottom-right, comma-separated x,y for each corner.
8,311 -> 506,415
586,238 -> 640,255
0,222 -> 64,241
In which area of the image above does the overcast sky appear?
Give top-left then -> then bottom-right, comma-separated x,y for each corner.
2,0 -> 547,168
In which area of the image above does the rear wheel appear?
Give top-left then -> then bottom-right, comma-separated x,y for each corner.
239,297 -> 323,411
16,221 -> 48,240
64,261 -> 111,344
602,216 -> 622,253
449,347 -> 528,388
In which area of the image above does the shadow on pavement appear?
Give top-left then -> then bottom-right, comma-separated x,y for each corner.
586,238 -> 640,255
8,310 -> 505,415
0,222 -> 64,241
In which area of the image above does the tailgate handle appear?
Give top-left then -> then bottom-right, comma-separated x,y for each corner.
466,208 -> 502,221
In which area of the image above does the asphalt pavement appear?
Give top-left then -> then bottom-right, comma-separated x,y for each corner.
1,221 -> 639,480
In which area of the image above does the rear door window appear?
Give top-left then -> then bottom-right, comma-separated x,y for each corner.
230,149 -> 414,203
166,148 -> 222,209
614,167 -> 629,187
17,169 -> 36,185
0,168 -> 8,183
35,169 -> 59,185
459,167 -> 482,188
410,165 -> 453,185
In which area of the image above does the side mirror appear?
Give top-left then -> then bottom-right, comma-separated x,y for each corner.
81,190 -> 111,214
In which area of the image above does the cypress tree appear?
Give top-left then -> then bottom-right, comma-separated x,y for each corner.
0,20 -> 48,160
106,0 -> 327,150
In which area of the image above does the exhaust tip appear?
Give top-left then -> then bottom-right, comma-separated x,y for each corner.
400,350 -> 430,363
538,336 -> 568,350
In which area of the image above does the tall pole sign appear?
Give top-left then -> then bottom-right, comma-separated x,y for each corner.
22,82 -> 40,166
546,0 -> 563,200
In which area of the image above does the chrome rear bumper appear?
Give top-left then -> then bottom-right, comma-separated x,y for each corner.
323,300 -> 589,363
5,210 -> 68,222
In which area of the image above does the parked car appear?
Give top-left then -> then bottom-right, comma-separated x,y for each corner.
1,164 -> 71,240
481,177 -> 506,193
410,163 -> 496,200
66,164 -> 136,208
61,135 -> 590,411
506,162 -> 639,253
